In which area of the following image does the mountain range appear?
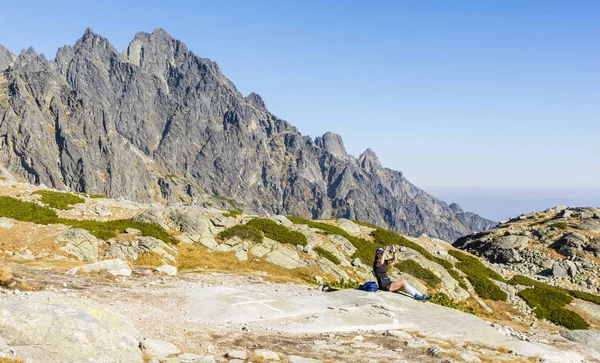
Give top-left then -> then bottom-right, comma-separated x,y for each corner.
0,28 -> 495,241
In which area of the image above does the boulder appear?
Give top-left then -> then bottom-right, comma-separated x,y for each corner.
107,236 -> 177,263
142,338 -> 180,359
552,260 -> 578,278
254,349 -> 280,360
336,218 -> 361,235
265,245 -> 308,269
70,259 -> 132,276
318,258 -> 350,281
578,220 -> 600,233
482,248 -> 521,264
328,234 -> 357,256
555,232 -> 587,257
226,350 -> 247,359
0,292 -> 143,362
154,265 -> 177,276
0,217 -> 14,229
270,215 -> 293,227
133,207 -> 169,230
560,330 -> 600,353
55,228 -> 106,262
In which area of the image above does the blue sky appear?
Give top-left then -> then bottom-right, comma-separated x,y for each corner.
1,1 -> 598,220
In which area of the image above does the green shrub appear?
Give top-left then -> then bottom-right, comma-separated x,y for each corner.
217,224 -> 263,244
568,290 -> 600,305
430,292 -> 476,314
372,229 -> 453,269
464,273 -> 507,301
352,220 -> 382,229
0,196 -> 175,244
449,250 -> 507,301
395,260 -> 441,287
246,218 -> 308,246
518,286 -> 589,329
448,250 -> 505,282
222,209 -> 242,218
64,218 -> 177,245
326,279 -> 360,289
510,274 -> 600,307
287,216 -> 378,264
89,194 -> 107,199
447,268 -> 468,290
314,246 -> 341,265
549,222 -> 568,230
0,196 -> 59,224
33,190 -> 85,210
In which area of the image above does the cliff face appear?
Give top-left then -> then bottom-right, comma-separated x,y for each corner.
0,28 -> 495,240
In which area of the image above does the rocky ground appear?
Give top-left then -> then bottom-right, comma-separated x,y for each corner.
1,180 -> 600,362
454,206 -> 600,293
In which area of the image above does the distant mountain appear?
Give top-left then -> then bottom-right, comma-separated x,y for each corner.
0,28 -> 495,240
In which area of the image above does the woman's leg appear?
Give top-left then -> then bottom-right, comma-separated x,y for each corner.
389,280 -> 430,300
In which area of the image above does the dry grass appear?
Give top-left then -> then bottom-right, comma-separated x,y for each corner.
0,264 -> 13,285
133,253 -> 164,267
0,358 -> 24,363
177,244 -> 333,284
0,220 -> 67,256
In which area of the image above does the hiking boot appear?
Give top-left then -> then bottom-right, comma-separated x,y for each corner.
414,294 -> 432,301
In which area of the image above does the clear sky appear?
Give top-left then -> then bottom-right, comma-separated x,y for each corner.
1,1 -> 598,220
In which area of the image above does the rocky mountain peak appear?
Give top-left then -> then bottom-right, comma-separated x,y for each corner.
449,203 -> 464,214
124,28 -> 191,72
358,148 -> 381,172
315,132 -> 347,159
0,43 -> 15,70
245,92 -> 267,112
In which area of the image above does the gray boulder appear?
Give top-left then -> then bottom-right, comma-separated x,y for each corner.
142,338 -> 180,359
265,245 -> 308,269
552,260 -> 578,278
107,236 -> 177,263
55,228 -> 106,262
555,232 -> 587,257
70,258 -> 132,276
560,330 -> 600,353
0,217 -> 14,229
336,218 -> 361,235
578,220 -> 600,233
0,292 -> 143,362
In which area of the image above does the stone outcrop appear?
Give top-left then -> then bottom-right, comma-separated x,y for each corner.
454,206 -> 600,293
55,228 -> 106,262
0,28 -> 494,241
0,292 -> 143,362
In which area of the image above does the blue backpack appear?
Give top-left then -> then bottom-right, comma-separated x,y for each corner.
357,281 -> 378,292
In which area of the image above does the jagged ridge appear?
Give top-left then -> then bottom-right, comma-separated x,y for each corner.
0,28 -> 495,241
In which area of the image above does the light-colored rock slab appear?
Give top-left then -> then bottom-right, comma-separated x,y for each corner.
155,265 -> 177,276
55,228 -> 105,262
0,292 -> 143,362
336,218 -> 361,235
226,350 -> 247,359
71,259 -> 132,276
254,349 -> 280,360
187,287 -> 584,363
0,217 -> 14,229
142,338 -> 180,359
265,245 -> 307,269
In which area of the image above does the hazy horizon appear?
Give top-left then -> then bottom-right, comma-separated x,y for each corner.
426,185 -> 600,222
